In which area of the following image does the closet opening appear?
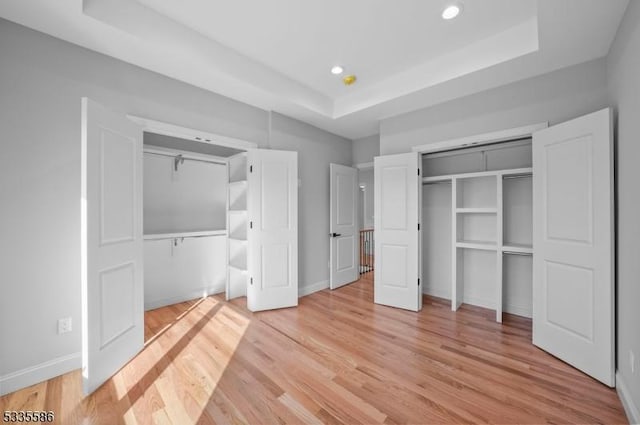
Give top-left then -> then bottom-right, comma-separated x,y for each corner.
421,138 -> 533,323
142,131 -> 244,343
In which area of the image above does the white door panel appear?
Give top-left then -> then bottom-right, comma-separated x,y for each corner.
330,164 -> 358,289
532,108 -> 614,386
247,149 -> 298,311
374,153 -> 421,311
81,98 -> 143,395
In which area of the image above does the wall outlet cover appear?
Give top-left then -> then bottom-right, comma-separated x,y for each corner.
57,317 -> 72,334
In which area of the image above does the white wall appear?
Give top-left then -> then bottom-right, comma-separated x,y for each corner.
607,1 -> 640,419
0,19 -> 351,395
144,236 -> 226,310
269,113 -> 352,291
380,58 -> 609,154
352,134 -> 380,165
143,153 -> 227,235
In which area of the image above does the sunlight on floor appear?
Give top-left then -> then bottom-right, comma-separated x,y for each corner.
112,297 -> 251,424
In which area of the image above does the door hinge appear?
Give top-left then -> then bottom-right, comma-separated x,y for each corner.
250,277 -> 253,285
249,165 -> 253,173
418,278 -> 421,286
417,223 -> 420,231
250,221 -> 253,229
418,168 -> 420,176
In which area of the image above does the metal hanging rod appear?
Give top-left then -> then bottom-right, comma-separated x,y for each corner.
423,180 -> 452,186
143,150 -> 227,166
502,251 -> 533,256
503,173 -> 533,180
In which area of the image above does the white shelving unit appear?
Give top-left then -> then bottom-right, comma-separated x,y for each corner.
226,153 -> 249,300
424,167 -> 533,322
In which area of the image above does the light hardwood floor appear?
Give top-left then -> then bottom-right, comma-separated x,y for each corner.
0,273 -> 628,424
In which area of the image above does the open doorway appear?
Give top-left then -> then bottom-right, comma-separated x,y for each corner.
358,168 -> 374,279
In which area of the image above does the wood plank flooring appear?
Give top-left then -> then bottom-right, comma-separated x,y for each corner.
0,273 -> 628,424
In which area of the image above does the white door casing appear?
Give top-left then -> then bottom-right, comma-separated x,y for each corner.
374,152 -> 422,312
246,149 -> 298,311
81,98 -> 144,395
330,164 -> 359,289
532,108 -> 614,386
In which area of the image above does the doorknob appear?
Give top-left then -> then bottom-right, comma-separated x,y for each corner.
330,233 -> 341,237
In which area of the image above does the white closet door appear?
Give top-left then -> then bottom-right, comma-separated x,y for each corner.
374,152 -> 421,311
246,149 -> 298,311
81,98 -> 143,395
532,108 -> 614,386
329,163 -> 359,289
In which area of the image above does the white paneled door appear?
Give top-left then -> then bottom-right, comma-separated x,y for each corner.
532,108 -> 614,386
374,153 -> 422,311
81,98 -> 144,395
246,149 -> 298,311
329,164 -> 359,289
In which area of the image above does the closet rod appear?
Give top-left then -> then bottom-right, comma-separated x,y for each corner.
502,251 -> 533,256
422,180 -> 452,186
146,234 -> 226,242
503,174 -> 532,180
143,150 -> 227,166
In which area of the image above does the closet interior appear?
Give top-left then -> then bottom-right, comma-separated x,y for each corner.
142,132 -> 243,311
422,139 -> 533,322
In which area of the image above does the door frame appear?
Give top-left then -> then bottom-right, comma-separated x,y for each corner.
127,115 -> 258,151
411,123 -> 548,154
409,122 -> 548,304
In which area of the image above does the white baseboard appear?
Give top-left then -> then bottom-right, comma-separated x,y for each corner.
145,285 -> 225,311
504,303 -> 532,318
422,287 -> 532,318
423,285 -> 451,300
617,371 -> 640,424
0,352 -> 81,397
299,280 -> 329,297
462,294 -> 494,310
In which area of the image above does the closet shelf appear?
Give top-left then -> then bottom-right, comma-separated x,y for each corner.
502,243 -> 533,254
144,230 -> 227,241
228,180 -> 247,188
456,240 -> 498,251
228,264 -> 247,274
456,208 -> 497,214
423,167 -> 533,184
229,238 -> 248,245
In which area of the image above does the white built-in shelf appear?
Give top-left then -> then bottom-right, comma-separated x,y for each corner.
456,208 -> 497,214
502,167 -> 533,177
502,243 -> 533,254
144,230 -> 226,241
423,167 -> 533,184
456,240 -> 498,251
228,180 -> 247,188
228,264 -> 247,274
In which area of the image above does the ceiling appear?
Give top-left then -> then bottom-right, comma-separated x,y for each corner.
0,0 -> 629,139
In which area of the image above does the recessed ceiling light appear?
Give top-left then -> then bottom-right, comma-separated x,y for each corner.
442,4 -> 462,20
331,65 -> 344,75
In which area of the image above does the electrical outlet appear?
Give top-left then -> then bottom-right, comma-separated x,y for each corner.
58,317 -> 72,334
631,350 -> 636,374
